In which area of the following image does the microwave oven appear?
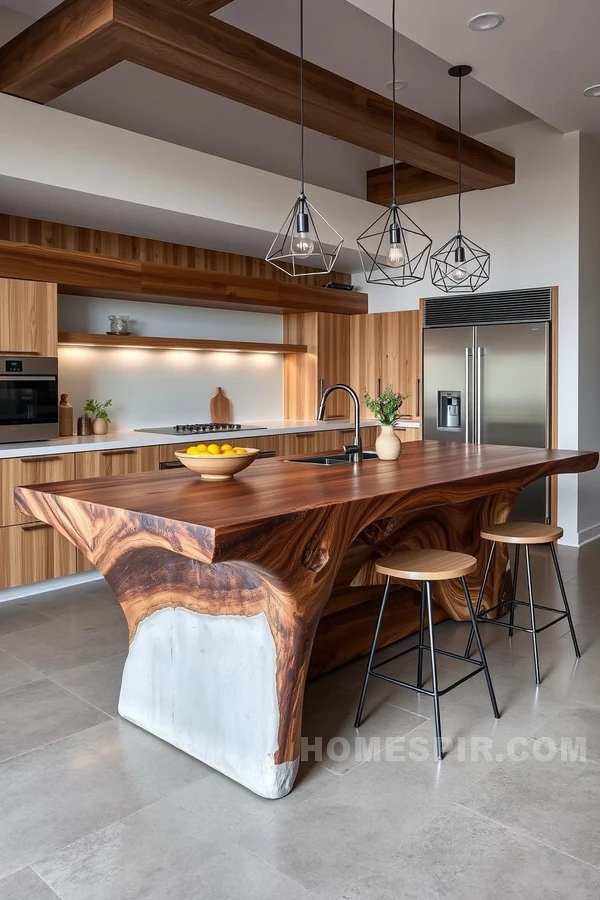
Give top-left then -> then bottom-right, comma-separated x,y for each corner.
0,357 -> 59,443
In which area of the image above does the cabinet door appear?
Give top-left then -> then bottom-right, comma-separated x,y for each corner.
284,313 -> 350,419
396,426 -> 421,443
350,313 -> 383,418
0,279 -> 57,356
0,454 -> 75,526
0,522 -> 76,589
381,310 -> 421,419
75,446 -> 160,479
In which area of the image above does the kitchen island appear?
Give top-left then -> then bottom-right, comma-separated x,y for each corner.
15,441 -> 597,798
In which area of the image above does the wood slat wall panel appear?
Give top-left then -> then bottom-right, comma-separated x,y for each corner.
0,215 -> 352,287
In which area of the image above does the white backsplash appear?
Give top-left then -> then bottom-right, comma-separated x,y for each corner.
58,295 -> 284,428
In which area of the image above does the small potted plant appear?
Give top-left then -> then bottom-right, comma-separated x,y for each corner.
84,398 -> 113,435
364,384 -> 410,460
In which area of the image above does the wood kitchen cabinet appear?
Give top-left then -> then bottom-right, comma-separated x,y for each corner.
0,453 -> 75,526
75,446 -> 160,480
283,313 -> 350,419
0,522 -> 76,590
350,310 -> 422,420
0,278 -> 57,356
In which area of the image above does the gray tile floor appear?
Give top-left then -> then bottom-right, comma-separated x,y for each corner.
1,544 -> 600,898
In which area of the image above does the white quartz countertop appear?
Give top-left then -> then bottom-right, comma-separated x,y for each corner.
0,418 -> 421,459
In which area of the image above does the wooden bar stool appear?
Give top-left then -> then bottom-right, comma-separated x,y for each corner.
354,549 -> 500,760
465,522 -> 580,684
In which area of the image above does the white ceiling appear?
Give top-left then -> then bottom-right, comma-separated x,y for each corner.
348,0 -> 600,136
0,0 -> 534,201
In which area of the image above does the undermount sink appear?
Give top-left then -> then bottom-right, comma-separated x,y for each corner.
286,451 -> 379,466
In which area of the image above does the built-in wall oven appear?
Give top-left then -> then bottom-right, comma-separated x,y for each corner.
0,357 -> 59,443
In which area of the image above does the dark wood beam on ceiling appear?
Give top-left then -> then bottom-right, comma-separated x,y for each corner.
176,0 -> 235,11
0,0 -> 127,104
0,0 -> 515,193
367,162 -> 479,206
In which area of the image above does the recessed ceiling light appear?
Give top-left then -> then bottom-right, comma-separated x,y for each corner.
583,84 -> 600,98
386,79 -> 408,92
468,12 -> 504,31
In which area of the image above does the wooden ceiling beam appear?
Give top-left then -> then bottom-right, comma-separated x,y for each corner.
176,0 -> 235,11
367,162 -> 479,206
0,0 -> 127,104
0,0 -> 515,192
119,0 -> 514,190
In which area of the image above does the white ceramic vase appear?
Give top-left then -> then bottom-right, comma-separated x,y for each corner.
375,424 -> 402,460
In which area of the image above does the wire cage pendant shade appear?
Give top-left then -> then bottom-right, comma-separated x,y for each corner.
356,0 -> 431,287
357,204 -> 432,286
266,193 -> 344,277
430,64 -> 490,293
265,0 -> 343,277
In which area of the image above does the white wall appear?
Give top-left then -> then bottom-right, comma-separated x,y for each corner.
58,297 -> 284,428
577,134 -> 600,542
354,120 -> 583,543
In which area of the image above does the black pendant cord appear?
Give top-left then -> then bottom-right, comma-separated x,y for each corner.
299,0 -> 305,201
391,0 -> 397,208
457,72 -> 462,238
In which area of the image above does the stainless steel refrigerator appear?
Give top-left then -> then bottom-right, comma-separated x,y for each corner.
423,322 -> 550,521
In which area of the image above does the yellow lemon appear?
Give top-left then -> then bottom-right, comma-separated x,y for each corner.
221,444 -> 233,452
233,447 -> 248,455
197,446 -> 209,454
223,451 -> 237,457
207,443 -> 221,455
196,443 -> 207,450
186,447 -> 200,456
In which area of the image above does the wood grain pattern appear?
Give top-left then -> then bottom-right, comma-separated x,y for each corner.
283,313 -> 351,419
0,242 -> 367,315
14,442 -> 597,787
0,215 -> 352,288
0,453 -> 74,526
58,332 -> 307,354
367,163 -> 477,207
350,310 -> 421,420
0,522 -> 76,590
0,1 -> 515,191
0,278 -> 57,356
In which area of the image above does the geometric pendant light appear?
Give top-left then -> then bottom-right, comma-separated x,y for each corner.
265,0 -> 343,277
430,65 -> 491,292
357,0 -> 432,287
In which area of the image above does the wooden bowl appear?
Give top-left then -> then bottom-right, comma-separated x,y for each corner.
175,448 -> 261,480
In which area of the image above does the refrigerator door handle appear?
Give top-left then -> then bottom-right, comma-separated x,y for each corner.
476,346 -> 484,445
465,347 -> 471,444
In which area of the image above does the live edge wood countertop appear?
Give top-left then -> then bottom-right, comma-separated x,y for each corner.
14,441 -> 598,799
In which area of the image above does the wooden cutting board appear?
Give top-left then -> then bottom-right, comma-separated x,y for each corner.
210,387 -> 232,423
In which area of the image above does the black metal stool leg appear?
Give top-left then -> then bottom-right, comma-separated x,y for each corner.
524,545 -> 541,684
461,576 -> 500,719
425,581 -> 443,760
465,541 -> 496,658
354,575 -> 392,728
549,542 -> 581,658
508,544 -> 520,637
417,582 -> 426,689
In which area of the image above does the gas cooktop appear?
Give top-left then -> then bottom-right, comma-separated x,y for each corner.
135,423 -> 267,435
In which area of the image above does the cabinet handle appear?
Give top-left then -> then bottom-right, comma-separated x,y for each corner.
325,414 -> 346,420
416,378 -> 420,417
296,432 -> 316,438
377,377 -> 381,396
21,455 -> 62,463
318,378 -> 324,400
101,449 -> 137,456
21,522 -> 51,532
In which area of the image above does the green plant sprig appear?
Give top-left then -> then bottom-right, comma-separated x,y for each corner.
84,398 -> 113,424
363,384 -> 409,426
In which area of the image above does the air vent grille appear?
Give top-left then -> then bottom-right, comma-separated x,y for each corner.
423,288 -> 552,327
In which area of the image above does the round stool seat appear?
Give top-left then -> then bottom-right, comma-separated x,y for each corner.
375,549 -> 477,581
480,522 -> 563,545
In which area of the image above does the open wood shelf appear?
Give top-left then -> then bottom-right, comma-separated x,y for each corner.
58,332 -> 308,354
